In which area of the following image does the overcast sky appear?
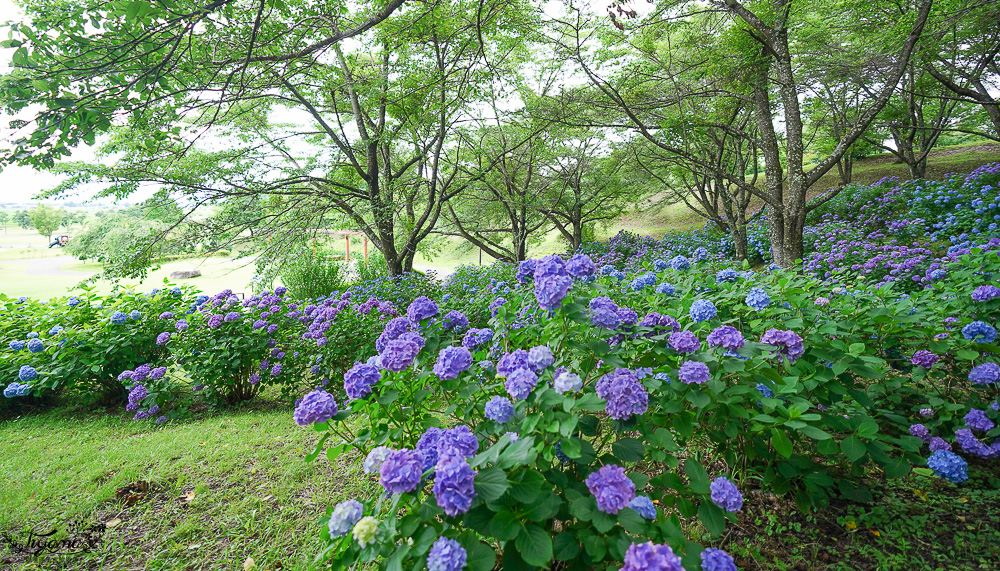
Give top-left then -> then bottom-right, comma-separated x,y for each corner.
0,0 -> 649,207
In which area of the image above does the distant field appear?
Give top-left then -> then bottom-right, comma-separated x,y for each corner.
2,142 -> 1000,299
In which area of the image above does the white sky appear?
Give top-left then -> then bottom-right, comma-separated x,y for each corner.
0,0 -> 651,207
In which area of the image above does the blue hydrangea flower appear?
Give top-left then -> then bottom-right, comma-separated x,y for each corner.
927,450 -> 968,483
965,408 -> 995,432
379,448 -> 424,494
678,360 -> 710,384
516,259 -> 537,283
344,362 -> 382,401
527,345 -> 554,372
497,349 -> 529,377
426,536 -> 467,571
653,259 -> 668,271
535,274 -> 572,310
629,272 -> 657,291
485,396 -> 514,423
586,464 -> 635,514
381,338 -> 420,372
328,500 -> 364,537
668,256 -> 690,271
18,365 -> 37,382
655,282 -> 675,295
432,448 -> 478,517
962,321 -> 997,343
27,338 -> 43,353
595,369 -> 648,420
693,246 -> 708,261
293,389 -> 338,426
461,328 -> 493,351
504,368 -> 539,400
442,310 -> 469,332
554,371 -> 583,394
629,495 -> 656,519
709,477 -> 743,511
590,297 -> 621,329
668,331 -> 700,353
566,254 -> 596,278
407,296 -> 439,323
433,346 -> 473,381
969,362 -> 1000,384
757,383 -> 774,398
689,299 -> 717,322
745,287 -> 771,311
110,312 -> 127,325
621,542 -> 682,571
971,285 -> 1000,302
716,268 -> 739,283
129,310 -> 142,320
363,446 -> 392,474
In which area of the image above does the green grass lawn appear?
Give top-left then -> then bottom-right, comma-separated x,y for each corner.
0,398 -> 376,570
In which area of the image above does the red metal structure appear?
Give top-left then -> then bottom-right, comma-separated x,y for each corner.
310,230 -> 368,261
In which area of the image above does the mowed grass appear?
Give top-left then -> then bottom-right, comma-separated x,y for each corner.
0,398 -> 376,570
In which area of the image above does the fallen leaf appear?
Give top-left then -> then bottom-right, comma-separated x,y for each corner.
184,492 -> 196,503
106,518 -> 122,528
261,495 -> 273,502
243,556 -> 256,570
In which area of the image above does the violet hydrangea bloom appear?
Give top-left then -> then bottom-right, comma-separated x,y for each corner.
971,285 -> 1000,302
700,548 -> 737,571
293,389 -> 338,426
407,296 -> 439,323
432,448 -> 478,517
689,299 -> 717,322
919,408 -> 934,418
505,368 -> 539,400
617,306 -> 639,326
969,362 -> 1000,385
814,297 -> 830,306
433,346 -> 473,381
488,297 -> 508,317
175,319 -> 189,332
497,349 -> 530,377
426,537 -> 467,571
462,328 -> 493,350
527,345 -> 554,372
344,362 -> 382,401
381,338 -> 420,372
629,495 -> 656,520
590,297 -> 622,329
585,464 -> 635,514
929,437 -> 952,452
911,350 -> 938,368
379,448 -> 425,494
155,332 -> 171,345
760,328 -> 805,363
965,408 -> 995,432
668,331 -> 700,353
207,314 -> 224,329
909,423 -> 931,441
595,369 -> 648,420
437,425 -> 479,458
516,259 -> 537,283
442,310 -> 469,332
678,360 -> 710,385
620,542 -> 683,571
535,274 -> 573,311
707,326 -> 744,351
485,396 -> 514,423
566,253 -> 596,278
709,477 -> 743,512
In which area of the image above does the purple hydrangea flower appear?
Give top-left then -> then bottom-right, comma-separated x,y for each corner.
566,254 -> 596,278
668,331 -> 700,353
595,369 -> 649,420
224,311 -> 240,322
971,285 -> 1000,302
929,437 -> 952,452
462,328 -> 493,350
706,326 -> 745,351
617,306 -> 638,326
426,536 -> 467,571
208,314 -> 224,329
678,360 -> 710,385
379,448 -> 424,494
760,328 -> 805,363
150,367 -> 166,380
527,345 -> 554,372
590,297 -> 621,329
969,362 -> 1000,385
709,476 -> 743,512
919,408 -> 934,418
433,346 -> 473,381
381,338 -> 420,372
407,296 -> 439,323
535,274 -> 573,310
909,423 -> 931,441
249,374 -> 261,385
585,464 -> 635,514
516,259 -> 537,283
432,448 -> 478,517
485,396 -> 514,423
270,363 -> 283,376
488,297 -> 507,317
293,389 -> 338,426
700,548 -> 737,571
621,542 -> 683,571
911,350 -> 938,368
155,332 -> 171,345
814,297 -> 830,306
442,310 -> 469,332
497,349 -> 530,377
504,368 -> 539,400
965,408 -> 995,432
344,362 -> 382,401
418,427 -> 445,471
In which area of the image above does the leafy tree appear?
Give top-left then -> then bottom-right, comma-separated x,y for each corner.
29,204 -> 63,241
13,209 -> 32,230
0,211 -> 8,232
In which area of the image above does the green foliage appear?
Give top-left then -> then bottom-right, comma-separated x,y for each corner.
28,204 -> 63,240
277,245 -> 349,301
